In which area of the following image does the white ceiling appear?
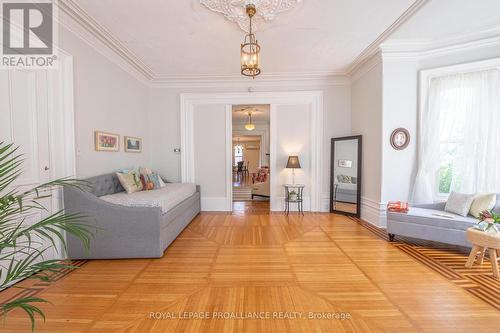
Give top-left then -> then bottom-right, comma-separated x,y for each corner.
389,0 -> 500,41
74,0 -> 417,77
233,104 -> 270,123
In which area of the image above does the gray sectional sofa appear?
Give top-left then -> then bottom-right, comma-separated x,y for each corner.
387,195 -> 500,247
64,173 -> 200,259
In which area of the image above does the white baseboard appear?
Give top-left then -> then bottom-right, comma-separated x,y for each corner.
201,197 -> 231,211
320,192 -> 330,212
360,197 -> 387,227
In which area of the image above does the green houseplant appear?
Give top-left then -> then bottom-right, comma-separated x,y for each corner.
0,142 -> 93,330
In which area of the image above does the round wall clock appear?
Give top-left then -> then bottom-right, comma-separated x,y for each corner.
390,128 -> 410,150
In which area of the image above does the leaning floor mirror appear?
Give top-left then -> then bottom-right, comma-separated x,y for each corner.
330,135 -> 362,217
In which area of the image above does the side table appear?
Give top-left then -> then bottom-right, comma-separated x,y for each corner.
283,184 -> 305,216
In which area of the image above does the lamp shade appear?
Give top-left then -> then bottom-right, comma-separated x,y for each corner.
286,156 -> 301,169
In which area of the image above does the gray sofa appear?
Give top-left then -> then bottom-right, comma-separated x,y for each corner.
64,173 -> 200,259
387,195 -> 500,247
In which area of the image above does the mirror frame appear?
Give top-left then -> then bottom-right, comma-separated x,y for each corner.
330,135 -> 362,217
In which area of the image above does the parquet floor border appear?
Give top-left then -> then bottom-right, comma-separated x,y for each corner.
352,217 -> 500,311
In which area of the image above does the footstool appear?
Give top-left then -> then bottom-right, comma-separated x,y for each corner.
465,228 -> 500,279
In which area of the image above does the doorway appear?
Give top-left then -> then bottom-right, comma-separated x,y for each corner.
232,105 -> 270,212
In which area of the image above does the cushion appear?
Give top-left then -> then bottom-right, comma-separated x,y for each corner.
100,183 -> 197,214
336,175 -> 353,184
469,193 -> 497,218
158,175 -> 166,188
444,191 -> 475,217
387,207 -> 477,231
148,173 -> 162,189
116,171 -> 142,194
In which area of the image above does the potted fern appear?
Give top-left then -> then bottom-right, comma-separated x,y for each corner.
0,142 -> 93,330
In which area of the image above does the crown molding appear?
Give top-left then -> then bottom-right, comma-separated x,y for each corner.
380,25 -> 500,60
350,51 -> 383,84
56,0 -> 155,80
149,72 -> 351,88
347,0 -> 430,75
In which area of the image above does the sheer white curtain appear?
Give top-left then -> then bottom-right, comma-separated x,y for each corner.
412,69 -> 500,203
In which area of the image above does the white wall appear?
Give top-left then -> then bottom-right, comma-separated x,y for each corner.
273,104 -> 311,211
192,104 -> 229,210
381,58 -> 419,203
59,25 -> 150,178
351,60 -> 384,226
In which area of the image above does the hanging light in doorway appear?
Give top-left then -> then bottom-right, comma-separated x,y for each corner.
245,111 -> 255,131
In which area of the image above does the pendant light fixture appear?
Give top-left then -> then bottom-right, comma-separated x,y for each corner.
245,111 -> 255,131
240,4 -> 261,78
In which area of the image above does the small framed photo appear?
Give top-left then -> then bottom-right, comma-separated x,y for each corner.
95,131 -> 119,152
338,159 -> 352,168
124,136 -> 142,153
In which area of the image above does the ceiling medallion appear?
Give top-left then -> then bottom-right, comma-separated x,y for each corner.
200,0 -> 302,32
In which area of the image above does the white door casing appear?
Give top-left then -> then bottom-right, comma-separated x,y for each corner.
180,91 -> 323,212
0,51 -> 76,260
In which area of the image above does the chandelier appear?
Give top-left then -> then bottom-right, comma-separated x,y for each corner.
241,4 -> 260,78
245,111 -> 255,131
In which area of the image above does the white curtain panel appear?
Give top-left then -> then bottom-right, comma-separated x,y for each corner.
412,69 -> 500,203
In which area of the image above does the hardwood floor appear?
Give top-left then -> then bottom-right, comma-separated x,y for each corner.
1,213 -> 499,332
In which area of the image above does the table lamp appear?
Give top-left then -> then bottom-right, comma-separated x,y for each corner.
286,155 -> 301,184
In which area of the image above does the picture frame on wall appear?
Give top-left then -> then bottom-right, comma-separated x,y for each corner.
94,131 -> 119,152
124,136 -> 142,153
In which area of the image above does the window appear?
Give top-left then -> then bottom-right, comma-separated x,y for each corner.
234,144 -> 243,166
413,61 -> 500,203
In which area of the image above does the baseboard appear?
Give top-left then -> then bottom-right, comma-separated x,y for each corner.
201,197 -> 231,211
360,197 -> 387,227
320,192 -> 330,212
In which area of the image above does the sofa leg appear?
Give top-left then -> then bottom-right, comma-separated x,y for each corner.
388,233 -> 395,242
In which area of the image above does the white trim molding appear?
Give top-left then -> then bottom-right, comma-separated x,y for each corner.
180,91 -> 324,212
360,197 -> 387,228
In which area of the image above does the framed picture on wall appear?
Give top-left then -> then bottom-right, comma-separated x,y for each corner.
94,131 -> 119,152
124,136 -> 142,153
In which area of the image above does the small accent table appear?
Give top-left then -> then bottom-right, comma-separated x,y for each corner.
465,228 -> 500,279
283,184 -> 305,216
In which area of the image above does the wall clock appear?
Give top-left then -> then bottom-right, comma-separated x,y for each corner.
390,128 -> 410,150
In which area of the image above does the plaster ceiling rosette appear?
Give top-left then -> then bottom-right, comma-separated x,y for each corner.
200,0 -> 302,32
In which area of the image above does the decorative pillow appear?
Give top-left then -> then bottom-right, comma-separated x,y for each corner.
444,191 -> 475,217
116,171 -> 142,194
148,173 -> 162,189
139,166 -> 153,176
158,174 -> 167,187
139,174 -> 148,190
469,193 -> 497,218
337,175 -> 353,184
